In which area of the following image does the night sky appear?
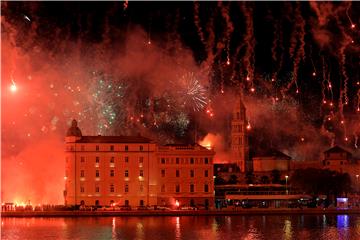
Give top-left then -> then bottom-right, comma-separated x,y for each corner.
1,1 -> 360,203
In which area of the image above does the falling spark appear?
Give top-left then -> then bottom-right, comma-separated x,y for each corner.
10,80 -> 17,92
23,15 -> 31,22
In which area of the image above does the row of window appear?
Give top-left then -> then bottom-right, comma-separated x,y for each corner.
80,169 -> 211,178
83,199 -> 144,207
160,157 -> 211,164
80,184 -> 210,194
161,169 -> 210,178
232,136 -> 243,145
161,184 -> 210,193
82,199 -> 209,207
81,169 -> 144,178
79,156 -> 144,164
80,184 -> 137,193
69,145 -> 145,152
232,124 -> 244,133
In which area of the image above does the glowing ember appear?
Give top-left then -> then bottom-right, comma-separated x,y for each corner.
10,80 -> 17,92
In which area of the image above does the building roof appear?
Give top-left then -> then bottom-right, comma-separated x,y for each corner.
254,149 -> 292,160
75,135 -> 153,143
164,143 -> 208,149
324,145 -> 352,155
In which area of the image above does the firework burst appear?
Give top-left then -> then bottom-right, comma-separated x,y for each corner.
177,72 -> 208,111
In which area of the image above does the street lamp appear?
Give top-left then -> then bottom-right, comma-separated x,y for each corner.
285,175 -> 289,195
356,175 -> 359,194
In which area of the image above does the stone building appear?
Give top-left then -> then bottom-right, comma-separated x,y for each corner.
64,120 -> 215,208
230,95 -> 249,172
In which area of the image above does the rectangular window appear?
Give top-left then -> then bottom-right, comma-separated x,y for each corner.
190,158 -> 194,164
190,170 -> 194,178
176,158 -> 179,164
161,158 -> 165,164
80,187 -> 84,193
125,184 -> 129,193
95,170 -> 99,177
204,158 -> 209,164
125,156 -> 129,163
204,170 -> 208,177
125,170 -> 129,177
190,184 -> 194,193
161,169 -> 165,177
81,145 -> 85,151
110,145 -> 114,151
139,157 -> 144,164
125,145 -> 129,151
110,170 -> 114,177
96,145 -> 99,151
140,199 -> 144,206
80,170 -> 85,177
176,170 -> 180,177
161,184 -> 165,192
95,186 -> 100,193
140,170 -> 144,177
110,157 -> 114,163
204,184 -> 209,193
140,145 -> 144,151
176,184 -> 180,193
110,184 -> 114,193
81,157 -> 85,163
96,157 -> 100,163
140,185 -> 144,192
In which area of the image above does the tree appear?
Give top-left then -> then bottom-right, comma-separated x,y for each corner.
291,168 -> 353,199
260,175 -> 270,184
214,176 -> 226,185
245,172 -> 255,184
228,174 -> 238,184
271,169 -> 281,184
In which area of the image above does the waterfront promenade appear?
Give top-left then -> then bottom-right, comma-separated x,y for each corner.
2,208 -> 360,217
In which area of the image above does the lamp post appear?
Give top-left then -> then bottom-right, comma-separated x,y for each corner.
356,174 -> 359,194
285,175 -> 289,195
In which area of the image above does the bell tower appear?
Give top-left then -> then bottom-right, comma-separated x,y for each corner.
231,95 -> 249,172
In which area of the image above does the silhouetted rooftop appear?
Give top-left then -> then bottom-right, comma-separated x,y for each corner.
324,145 -> 352,155
254,149 -> 291,160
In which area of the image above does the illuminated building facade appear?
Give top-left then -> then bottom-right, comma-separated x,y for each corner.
156,144 -> 215,208
64,120 -> 215,208
230,95 -> 249,172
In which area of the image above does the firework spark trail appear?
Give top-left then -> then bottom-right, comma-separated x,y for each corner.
271,19 -> 284,82
346,4 -> 355,28
200,11 -> 216,77
123,0 -> 128,11
218,1 -> 234,64
271,20 -> 278,63
240,2 -> 255,83
286,3 -> 305,94
229,42 -> 245,85
193,1 -> 206,47
334,7 -> 352,108
321,57 -> 326,102
357,90 -> 360,112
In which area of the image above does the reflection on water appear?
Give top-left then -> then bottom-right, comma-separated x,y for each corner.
1,215 -> 360,240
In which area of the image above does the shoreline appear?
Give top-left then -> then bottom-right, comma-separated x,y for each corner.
2,208 -> 360,217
